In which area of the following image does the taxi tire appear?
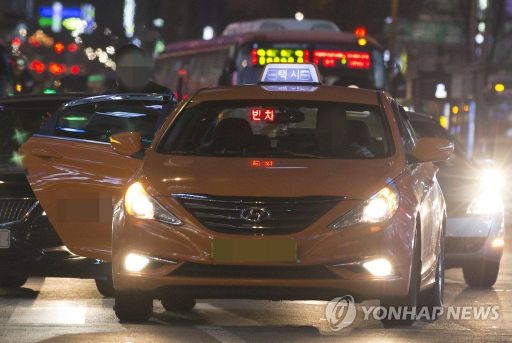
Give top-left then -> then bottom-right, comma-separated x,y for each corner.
95,278 -> 115,297
161,295 -> 196,312
419,224 -> 445,319
114,292 -> 153,322
380,225 -> 421,327
0,273 -> 29,289
462,259 -> 500,288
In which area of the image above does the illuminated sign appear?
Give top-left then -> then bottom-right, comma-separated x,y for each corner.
39,6 -> 81,18
251,160 -> 275,168
313,50 -> 371,69
249,108 -> 275,122
260,63 -> 320,84
252,48 -> 310,66
252,48 -> 371,70
38,4 -> 95,34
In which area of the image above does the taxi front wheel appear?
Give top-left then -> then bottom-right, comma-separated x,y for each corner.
95,278 -> 115,297
114,291 -> 153,322
161,295 -> 196,312
0,272 -> 29,289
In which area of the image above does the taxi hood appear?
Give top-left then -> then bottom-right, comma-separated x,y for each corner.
142,153 -> 403,200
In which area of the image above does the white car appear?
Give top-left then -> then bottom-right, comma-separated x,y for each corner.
410,113 -> 504,287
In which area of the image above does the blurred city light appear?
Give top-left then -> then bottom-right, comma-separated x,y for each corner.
295,11 -> 304,21
153,17 -> 164,28
123,0 -> 136,38
67,42 -> 78,52
495,83 -> 506,92
30,60 -> 46,74
435,83 -> 447,99
54,42 -> 65,54
202,25 -> 214,40
70,65 -> 81,75
474,33 -> 484,44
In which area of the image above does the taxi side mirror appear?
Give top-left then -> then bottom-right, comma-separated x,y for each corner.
110,132 -> 143,156
411,137 -> 454,163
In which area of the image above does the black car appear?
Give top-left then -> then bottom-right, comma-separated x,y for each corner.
410,112 -> 504,287
0,93 -> 176,295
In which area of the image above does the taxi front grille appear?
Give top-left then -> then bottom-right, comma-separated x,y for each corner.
0,198 -> 36,224
173,194 -> 343,235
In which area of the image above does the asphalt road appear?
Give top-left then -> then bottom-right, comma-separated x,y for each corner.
1,248 -> 512,343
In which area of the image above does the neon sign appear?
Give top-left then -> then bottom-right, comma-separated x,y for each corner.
252,48 -> 310,66
249,108 -> 275,122
313,50 -> 371,69
252,48 -> 371,70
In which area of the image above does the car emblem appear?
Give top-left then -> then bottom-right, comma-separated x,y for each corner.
240,207 -> 271,223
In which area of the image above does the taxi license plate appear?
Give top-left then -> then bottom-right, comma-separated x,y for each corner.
211,239 -> 297,263
0,229 -> 10,249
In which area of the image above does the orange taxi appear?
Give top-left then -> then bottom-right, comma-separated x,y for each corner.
20,64 -> 453,324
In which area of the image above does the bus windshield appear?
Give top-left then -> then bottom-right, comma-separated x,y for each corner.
237,43 -> 386,89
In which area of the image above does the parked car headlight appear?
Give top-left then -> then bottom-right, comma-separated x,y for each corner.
124,182 -> 182,225
329,186 -> 399,230
466,168 -> 505,215
467,191 -> 503,215
481,168 -> 504,193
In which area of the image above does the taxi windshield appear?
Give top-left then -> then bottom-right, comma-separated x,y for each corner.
159,100 -> 392,159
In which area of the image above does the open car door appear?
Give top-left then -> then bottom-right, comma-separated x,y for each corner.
20,135 -> 141,260
17,94 -> 175,261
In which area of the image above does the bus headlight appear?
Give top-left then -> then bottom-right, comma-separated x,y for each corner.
125,182 -> 182,225
329,186 -> 399,229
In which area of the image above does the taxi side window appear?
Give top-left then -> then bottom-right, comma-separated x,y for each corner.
391,100 -> 416,153
50,102 -> 160,146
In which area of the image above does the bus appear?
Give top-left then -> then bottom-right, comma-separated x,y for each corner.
155,19 -> 401,99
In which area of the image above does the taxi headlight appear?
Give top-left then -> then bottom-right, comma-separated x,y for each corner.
124,182 -> 182,225
467,191 -> 504,215
329,186 -> 399,230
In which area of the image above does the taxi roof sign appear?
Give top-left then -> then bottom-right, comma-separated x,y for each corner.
259,63 -> 321,85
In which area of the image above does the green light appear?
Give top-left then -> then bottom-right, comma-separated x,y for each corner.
38,17 -> 52,27
64,116 -> 88,121
12,128 -> 28,145
43,88 -> 57,94
10,151 -> 24,166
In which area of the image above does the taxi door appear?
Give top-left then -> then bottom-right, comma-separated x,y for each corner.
20,135 -> 140,260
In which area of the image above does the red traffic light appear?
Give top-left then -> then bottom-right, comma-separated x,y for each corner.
354,26 -> 367,38
54,42 -> 65,54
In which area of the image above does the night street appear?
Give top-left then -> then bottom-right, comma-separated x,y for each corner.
0,245 -> 511,343
1,1 -> 511,342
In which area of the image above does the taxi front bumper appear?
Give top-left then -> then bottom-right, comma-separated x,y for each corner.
112,207 -> 417,302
